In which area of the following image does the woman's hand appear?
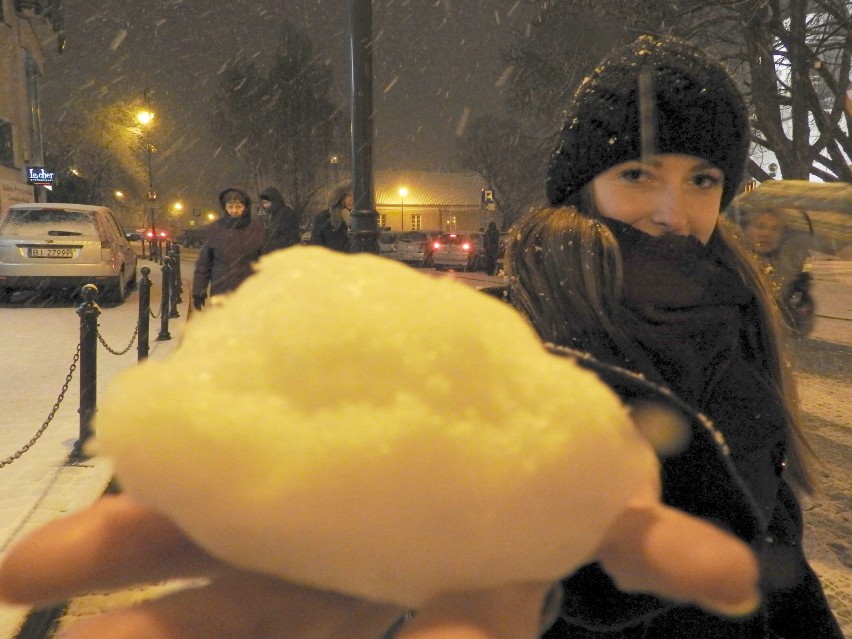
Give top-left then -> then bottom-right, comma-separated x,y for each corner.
0,493 -> 758,639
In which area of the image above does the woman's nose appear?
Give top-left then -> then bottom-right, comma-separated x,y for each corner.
650,188 -> 690,236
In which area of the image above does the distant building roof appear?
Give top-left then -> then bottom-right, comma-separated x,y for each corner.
375,170 -> 487,208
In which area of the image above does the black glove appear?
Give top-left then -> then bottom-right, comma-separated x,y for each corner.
192,294 -> 206,311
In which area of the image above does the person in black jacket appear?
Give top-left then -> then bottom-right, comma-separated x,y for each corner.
736,207 -> 815,337
483,221 -> 500,275
260,186 -> 301,252
310,180 -> 353,252
507,35 -> 841,638
192,187 -> 268,310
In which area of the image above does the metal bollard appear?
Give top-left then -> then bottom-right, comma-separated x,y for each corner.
173,244 -> 183,303
72,284 -> 101,460
138,266 -> 152,361
168,250 -> 180,319
156,257 -> 172,341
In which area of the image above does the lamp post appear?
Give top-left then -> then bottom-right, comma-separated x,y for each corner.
137,90 -> 158,262
399,187 -> 408,232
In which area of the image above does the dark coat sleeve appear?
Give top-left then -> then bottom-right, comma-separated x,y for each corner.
192,243 -> 214,297
310,210 -> 330,246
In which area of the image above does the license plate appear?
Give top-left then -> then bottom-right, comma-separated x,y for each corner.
29,247 -> 73,258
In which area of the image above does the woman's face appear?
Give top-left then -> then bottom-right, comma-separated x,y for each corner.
590,154 -> 725,244
225,200 -> 246,217
342,193 -> 354,211
743,212 -> 785,255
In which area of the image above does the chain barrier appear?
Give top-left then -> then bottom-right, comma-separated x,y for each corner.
0,345 -> 80,469
149,306 -> 161,319
97,319 -> 140,356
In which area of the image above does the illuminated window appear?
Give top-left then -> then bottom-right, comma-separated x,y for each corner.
378,213 -> 387,227
411,214 -> 422,230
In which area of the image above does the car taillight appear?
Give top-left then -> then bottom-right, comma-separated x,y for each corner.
462,242 -> 471,251
433,241 -> 441,250
146,231 -> 154,239
159,231 -> 167,238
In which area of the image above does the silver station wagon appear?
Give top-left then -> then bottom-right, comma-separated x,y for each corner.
0,203 -> 138,303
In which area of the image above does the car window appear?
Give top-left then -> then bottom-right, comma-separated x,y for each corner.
399,232 -> 426,242
105,211 -> 126,240
0,208 -> 99,237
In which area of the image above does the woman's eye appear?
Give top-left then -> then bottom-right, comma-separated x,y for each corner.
693,173 -> 723,189
618,168 -> 647,182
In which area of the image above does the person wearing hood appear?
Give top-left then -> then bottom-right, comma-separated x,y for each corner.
310,180 -> 353,253
737,207 -> 815,336
192,188 -> 268,310
260,186 -> 301,252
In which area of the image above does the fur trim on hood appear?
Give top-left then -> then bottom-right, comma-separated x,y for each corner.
328,180 -> 352,211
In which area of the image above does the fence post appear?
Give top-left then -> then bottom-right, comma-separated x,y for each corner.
156,258 -> 172,341
168,250 -> 180,319
72,284 -> 100,460
173,244 -> 183,303
138,266 -> 151,361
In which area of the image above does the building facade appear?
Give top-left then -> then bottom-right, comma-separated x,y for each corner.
365,170 -> 494,232
0,0 -> 63,213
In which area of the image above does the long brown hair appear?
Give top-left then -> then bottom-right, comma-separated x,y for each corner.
506,204 -> 816,493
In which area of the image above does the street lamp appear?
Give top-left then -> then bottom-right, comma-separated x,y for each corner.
399,187 -> 408,231
137,90 -> 159,261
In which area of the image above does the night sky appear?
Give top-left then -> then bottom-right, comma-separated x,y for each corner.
40,0 -> 536,210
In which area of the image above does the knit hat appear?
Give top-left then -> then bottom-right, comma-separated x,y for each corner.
547,35 -> 750,211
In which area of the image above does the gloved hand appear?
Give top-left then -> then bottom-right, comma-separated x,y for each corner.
192,294 -> 206,311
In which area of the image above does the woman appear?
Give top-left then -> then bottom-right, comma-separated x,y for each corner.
508,35 -> 840,638
192,188 -> 268,310
310,180 -> 353,253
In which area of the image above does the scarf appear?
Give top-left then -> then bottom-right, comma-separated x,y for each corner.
604,219 -> 754,408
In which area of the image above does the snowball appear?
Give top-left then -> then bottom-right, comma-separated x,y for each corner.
95,247 -> 659,606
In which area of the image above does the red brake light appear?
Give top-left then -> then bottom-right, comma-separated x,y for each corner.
159,231 -> 167,238
146,231 -> 154,238
462,242 -> 471,251
433,241 -> 441,250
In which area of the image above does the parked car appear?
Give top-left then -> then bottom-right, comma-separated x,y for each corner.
431,232 -> 487,272
0,203 -> 138,303
395,230 -> 441,267
143,228 -> 170,242
378,230 -> 399,258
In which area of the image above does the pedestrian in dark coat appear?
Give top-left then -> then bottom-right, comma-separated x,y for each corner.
192,187 -> 268,310
483,221 -> 500,275
736,207 -> 815,337
260,186 -> 301,252
310,180 -> 352,253
508,35 -> 842,639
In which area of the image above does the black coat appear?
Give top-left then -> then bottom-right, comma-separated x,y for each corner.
261,186 -> 301,252
192,189 -> 268,297
541,222 -> 842,639
310,208 -> 350,253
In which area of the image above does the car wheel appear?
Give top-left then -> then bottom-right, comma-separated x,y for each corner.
127,267 -> 138,291
105,268 -> 127,303
0,288 -> 11,303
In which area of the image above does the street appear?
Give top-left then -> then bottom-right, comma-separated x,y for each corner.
0,256 -> 849,637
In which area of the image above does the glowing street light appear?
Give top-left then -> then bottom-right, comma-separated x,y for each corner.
399,186 -> 408,231
136,89 -> 161,261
